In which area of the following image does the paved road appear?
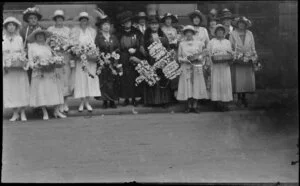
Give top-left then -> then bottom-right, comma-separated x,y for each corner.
2,110 -> 299,182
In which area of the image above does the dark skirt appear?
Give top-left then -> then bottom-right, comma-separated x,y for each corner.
98,67 -> 119,101
231,63 -> 256,93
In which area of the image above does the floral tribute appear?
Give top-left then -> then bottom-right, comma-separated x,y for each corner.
233,51 -> 263,72
32,55 -> 64,70
96,51 -> 123,76
47,34 -> 70,53
135,59 -> 160,86
3,52 -> 28,69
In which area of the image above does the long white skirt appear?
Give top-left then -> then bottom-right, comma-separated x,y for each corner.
211,62 -> 233,102
74,60 -> 101,98
55,53 -> 75,97
3,68 -> 30,108
177,64 -> 208,100
29,69 -> 64,107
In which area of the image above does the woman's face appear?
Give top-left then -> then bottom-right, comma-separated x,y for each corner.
138,18 -> 146,26
216,28 -> 225,38
80,18 -> 88,27
123,20 -> 132,29
55,16 -> 64,26
222,19 -> 231,27
165,17 -> 172,26
185,31 -> 194,40
150,23 -> 159,32
238,21 -> 246,30
101,22 -> 111,32
6,22 -> 17,33
28,14 -> 38,26
209,20 -> 217,28
192,16 -> 201,26
36,33 -> 46,43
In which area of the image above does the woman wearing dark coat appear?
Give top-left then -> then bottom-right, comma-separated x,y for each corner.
95,16 -> 120,109
116,11 -> 145,106
143,16 -> 172,106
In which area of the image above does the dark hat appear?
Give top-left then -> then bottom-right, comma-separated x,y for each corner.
188,10 -> 205,22
117,11 -> 133,24
95,17 -> 110,27
23,7 -> 42,23
219,8 -> 233,21
207,15 -> 219,23
161,12 -> 178,23
213,24 -> 226,35
232,16 -> 252,28
147,15 -> 160,24
134,12 -> 147,20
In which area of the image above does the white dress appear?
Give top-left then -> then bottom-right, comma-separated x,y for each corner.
28,43 -> 64,107
207,38 -> 233,102
177,40 -> 208,100
193,26 -> 210,47
47,26 -> 74,97
73,27 -> 101,98
3,34 -> 30,108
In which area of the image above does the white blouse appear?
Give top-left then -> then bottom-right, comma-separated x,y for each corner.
207,38 -> 233,56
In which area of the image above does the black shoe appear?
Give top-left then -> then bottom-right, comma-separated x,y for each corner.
110,101 -> 117,108
242,99 -> 248,108
102,101 -> 108,109
131,99 -> 137,107
184,108 -> 192,113
193,108 -> 201,113
123,99 -> 129,106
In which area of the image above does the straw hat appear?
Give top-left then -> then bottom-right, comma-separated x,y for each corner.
232,16 -> 252,28
161,13 -> 178,23
3,17 -> 22,28
75,12 -> 92,22
52,10 -> 66,21
182,25 -> 196,35
23,7 -> 42,23
27,29 -> 52,43
212,24 -> 226,35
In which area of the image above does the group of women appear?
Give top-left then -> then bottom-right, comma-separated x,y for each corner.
3,7 -> 257,121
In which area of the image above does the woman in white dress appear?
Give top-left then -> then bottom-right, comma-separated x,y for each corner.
70,12 -> 101,112
207,24 -> 233,111
188,10 -> 209,47
47,10 -> 73,113
3,17 -> 30,121
177,25 -> 209,113
27,30 -> 65,120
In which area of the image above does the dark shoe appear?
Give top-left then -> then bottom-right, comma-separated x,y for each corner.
184,108 -> 192,113
123,99 -> 129,106
242,99 -> 248,108
102,101 -> 108,109
131,99 -> 137,107
193,108 -> 201,113
110,101 -> 117,108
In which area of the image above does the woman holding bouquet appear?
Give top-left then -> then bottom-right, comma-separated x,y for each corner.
27,30 -> 65,120
3,17 -> 30,121
116,11 -> 145,106
95,15 -> 120,109
70,12 -> 101,112
229,17 -> 257,107
177,25 -> 209,113
143,15 -> 172,106
207,24 -> 233,111
47,10 -> 73,113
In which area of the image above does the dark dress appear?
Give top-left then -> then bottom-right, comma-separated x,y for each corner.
117,27 -> 144,99
95,32 -> 120,101
143,28 -> 172,105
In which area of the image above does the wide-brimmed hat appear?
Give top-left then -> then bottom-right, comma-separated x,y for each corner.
95,17 -> 110,27
23,7 -> 42,23
147,15 -> 160,24
209,8 -> 218,16
161,13 -> 178,23
94,8 -> 110,27
232,16 -> 252,28
134,12 -> 147,21
219,8 -> 233,21
212,24 -> 226,35
189,10 -> 205,22
27,29 -> 52,43
3,17 -> 22,28
75,12 -> 92,22
117,11 -> 134,24
52,10 -> 66,21
182,25 -> 196,35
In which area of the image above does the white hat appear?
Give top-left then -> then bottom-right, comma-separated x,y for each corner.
3,17 -> 22,28
52,10 -> 66,20
27,29 -> 52,43
183,25 -> 196,35
75,11 -> 92,21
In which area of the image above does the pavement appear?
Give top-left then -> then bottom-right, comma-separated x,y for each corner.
2,89 -> 298,119
2,109 -> 299,183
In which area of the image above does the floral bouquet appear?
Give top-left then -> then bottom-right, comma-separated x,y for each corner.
135,60 -> 160,86
47,34 -> 70,54
233,51 -> 258,64
211,50 -> 233,63
67,43 -> 100,78
3,52 -> 28,70
96,51 -> 123,76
